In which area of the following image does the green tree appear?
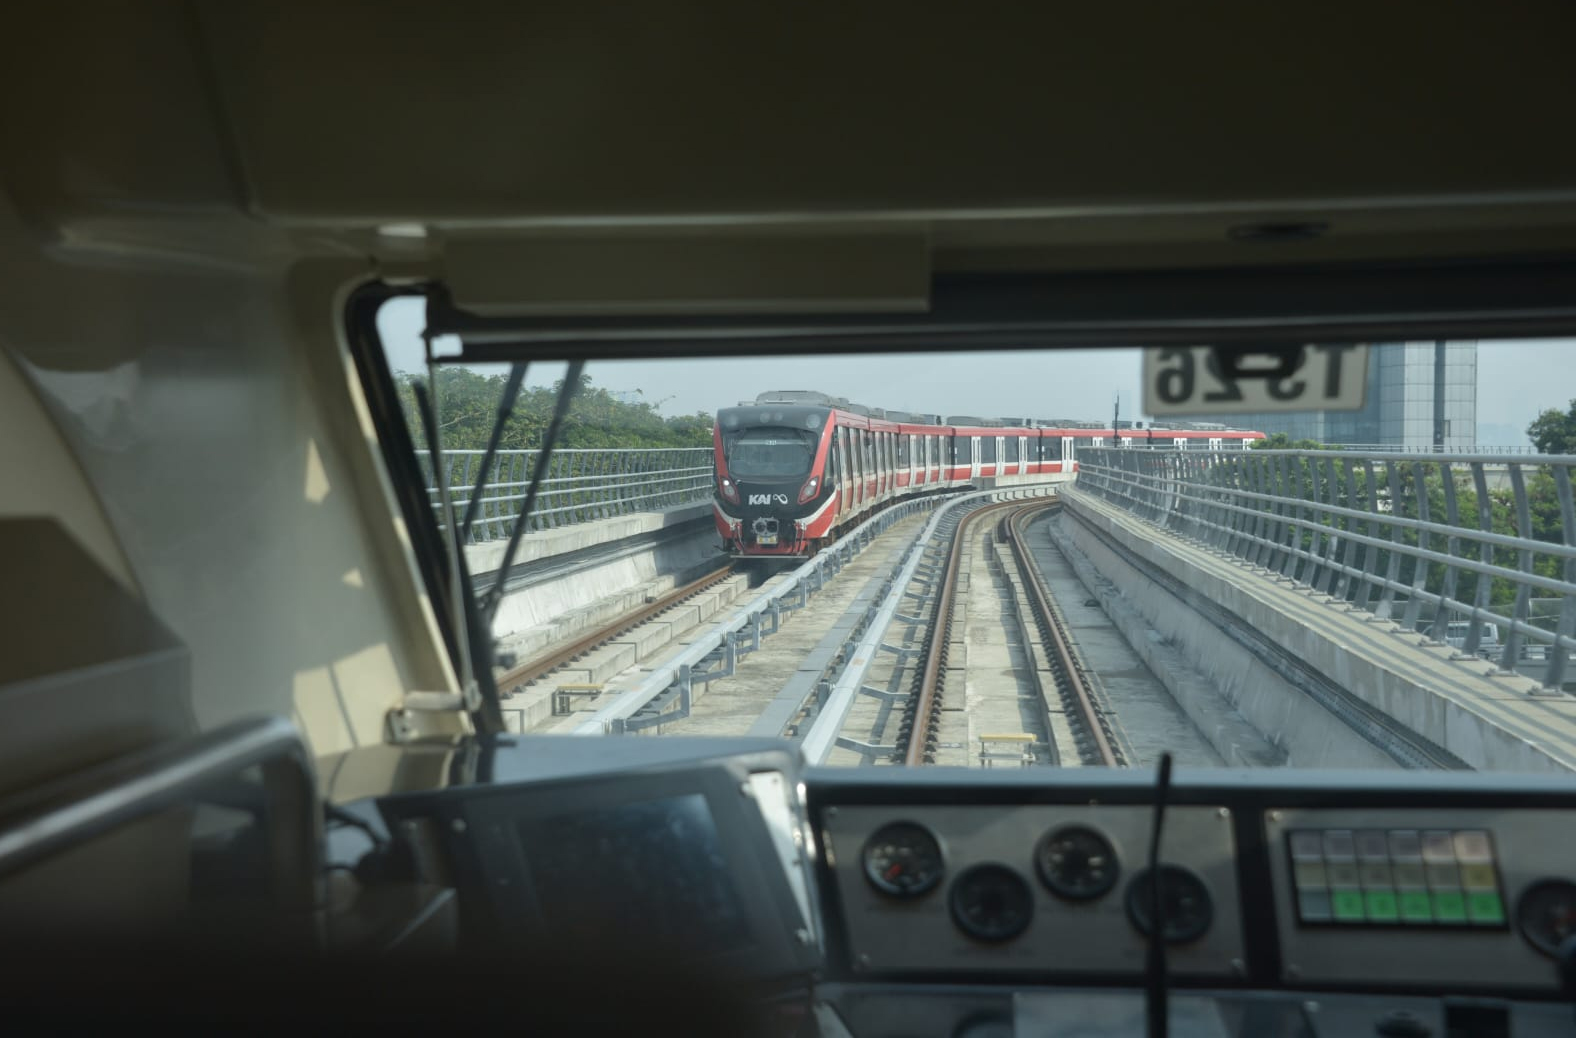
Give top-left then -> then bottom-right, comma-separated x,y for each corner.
1527,400 -> 1576,455
1249,432 -> 1328,451
394,369 -> 715,452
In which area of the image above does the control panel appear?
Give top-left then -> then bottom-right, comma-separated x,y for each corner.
819,803 -> 1243,977
1266,807 -> 1576,990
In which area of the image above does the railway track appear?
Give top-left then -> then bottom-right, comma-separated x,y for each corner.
496,563 -> 734,696
895,499 -> 1126,767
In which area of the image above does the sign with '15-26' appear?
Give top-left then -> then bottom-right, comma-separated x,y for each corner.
1141,345 -> 1369,417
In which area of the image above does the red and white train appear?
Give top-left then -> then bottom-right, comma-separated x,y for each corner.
712,391 -> 1264,558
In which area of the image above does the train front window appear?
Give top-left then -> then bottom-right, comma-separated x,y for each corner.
359,295 -> 1576,778
723,428 -> 818,480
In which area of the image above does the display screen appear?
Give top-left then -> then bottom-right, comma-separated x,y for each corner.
519,793 -> 753,957
1288,827 -> 1507,928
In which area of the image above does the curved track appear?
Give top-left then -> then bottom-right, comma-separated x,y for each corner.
898,500 -> 1123,767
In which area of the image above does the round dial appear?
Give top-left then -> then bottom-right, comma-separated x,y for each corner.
1035,825 -> 1120,901
1125,865 -> 1213,944
862,822 -> 945,898
1517,879 -> 1576,956
949,863 -> 1034,942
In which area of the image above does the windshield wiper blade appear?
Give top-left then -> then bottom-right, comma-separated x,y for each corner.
412,379 -> 504,736
480,359 -> 587,626
461,362 -> 528,541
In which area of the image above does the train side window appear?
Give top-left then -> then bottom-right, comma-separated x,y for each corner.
897,433 -> 909,466
1005,437 -> 1019,463
981,436 -> 996,464
956,437 -> 971,463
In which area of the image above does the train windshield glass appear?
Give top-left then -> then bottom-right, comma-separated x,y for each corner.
723,428 -> 818,480
367,298 -> 1576,776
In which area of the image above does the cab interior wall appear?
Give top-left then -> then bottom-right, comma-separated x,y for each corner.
0,205 -> 456,769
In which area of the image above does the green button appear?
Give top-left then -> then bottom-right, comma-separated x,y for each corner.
1332,889 -> 1366,922
1400,890 -> 1433,922
1365,890 -> 1400,922
1433,891 -> 1467,922
1467,890 -> 1505,925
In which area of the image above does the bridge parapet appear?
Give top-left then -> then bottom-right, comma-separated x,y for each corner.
1076,448 -> 1576,691
418,447 -> 714,543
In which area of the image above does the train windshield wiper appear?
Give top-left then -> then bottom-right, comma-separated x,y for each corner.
416,341 -> 586,737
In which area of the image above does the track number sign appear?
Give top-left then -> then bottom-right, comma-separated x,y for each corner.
1142,345 -> 1368,417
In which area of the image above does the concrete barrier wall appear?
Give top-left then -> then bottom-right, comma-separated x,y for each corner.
465,503 -> 721,660
1052,511 -> 1397,770
1060,489 -> 1575,774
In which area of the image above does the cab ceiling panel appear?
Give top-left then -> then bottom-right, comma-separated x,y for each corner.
0,2 -> 240,222
194,1 -> 1576,224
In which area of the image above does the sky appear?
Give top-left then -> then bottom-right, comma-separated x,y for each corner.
377,297 -> 1576,444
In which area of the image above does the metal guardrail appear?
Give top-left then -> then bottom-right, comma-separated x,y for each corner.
417,448 -> 715,543
1075,448 -> 1576,690
1324,444 -> 1541,455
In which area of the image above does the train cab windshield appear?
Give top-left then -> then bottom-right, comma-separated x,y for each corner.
723,427 -> 819,480
362,298 -> 1576,779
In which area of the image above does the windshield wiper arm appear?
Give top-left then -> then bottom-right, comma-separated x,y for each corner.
461,362 -> 528,541
480,359 -> 586,626
412,379 -> 504,736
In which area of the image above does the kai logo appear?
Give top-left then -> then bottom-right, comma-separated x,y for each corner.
748,493 -> 789,506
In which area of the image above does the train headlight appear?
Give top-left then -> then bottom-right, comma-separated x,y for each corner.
797,475 -> 820,504
720,476 -> 740,504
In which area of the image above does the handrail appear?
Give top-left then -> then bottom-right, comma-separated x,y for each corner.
1074,448 -> 1576,689
417,447 -> 715,542
0,715 -> 324,942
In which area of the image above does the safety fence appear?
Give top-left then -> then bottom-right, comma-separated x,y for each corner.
1074,448 -> 1576,689
417,448 -> 715,542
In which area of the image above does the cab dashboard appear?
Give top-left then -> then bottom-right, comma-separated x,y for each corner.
351,737 -> 1576,1037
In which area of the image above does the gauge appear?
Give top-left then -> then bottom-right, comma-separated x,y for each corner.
862,821 -> 945,898
949,863 -> 1034,942
1035,825 -> 1120,901
1516,879 -> 1576,956
1125,865 -> 1213,944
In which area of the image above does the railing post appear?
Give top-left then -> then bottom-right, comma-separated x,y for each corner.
1502,463 -> 1535,672
1401,460 -> 1432,632
1548,465 -> 1576,691
1334,459 -> 1360,603
1432,461 -> 1464,643
1374,460 -> 1405,620
1465,462 -> 1494,656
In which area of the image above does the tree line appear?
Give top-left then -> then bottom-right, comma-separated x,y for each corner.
395,368 -> 714,451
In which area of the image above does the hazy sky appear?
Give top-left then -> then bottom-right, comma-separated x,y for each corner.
378,297 -> 1575,443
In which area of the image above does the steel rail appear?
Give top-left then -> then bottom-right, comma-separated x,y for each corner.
495,564 -> 734,695
901,499 -> 1029,766
576,493 -> 963,734
1001,503 -> 1122,767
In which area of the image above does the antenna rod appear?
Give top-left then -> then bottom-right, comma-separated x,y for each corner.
1145,752 -> 1174,1038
